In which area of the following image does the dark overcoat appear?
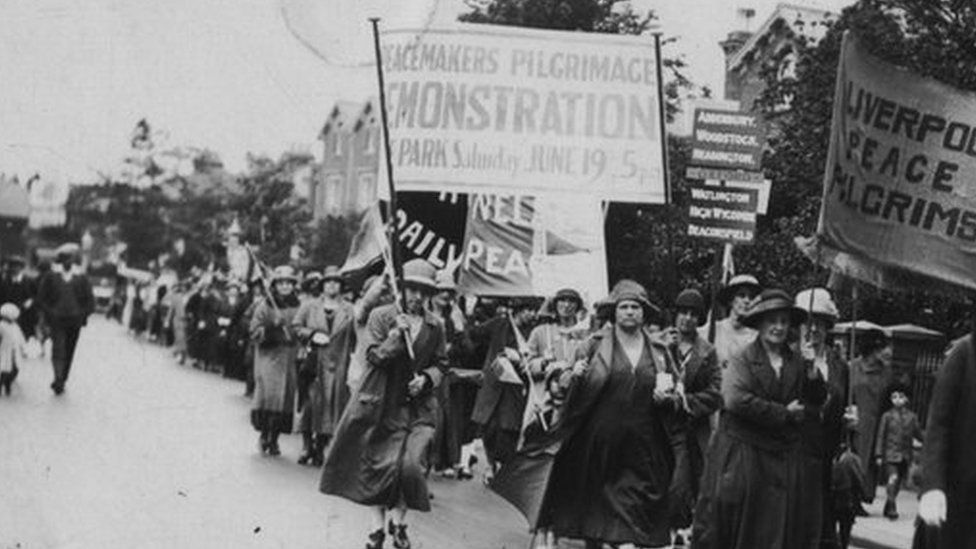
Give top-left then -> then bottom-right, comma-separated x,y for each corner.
292,298 -> 356,436
919,336 -> 976,549
850,355 -> 894,494
319,304 -> 447,511
491,326 -> 683,533
470,316 -> 528,431
669,334 -> 722,527
692,339 -> 825,549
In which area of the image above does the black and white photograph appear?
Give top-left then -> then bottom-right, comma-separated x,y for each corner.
1,0 -> 975,547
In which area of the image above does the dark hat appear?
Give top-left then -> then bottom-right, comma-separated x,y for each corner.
553,288 -> 583,309
608,279 -> 660,320
674,288 -> 706,314
860,328 -> 891,355
741,289 -> 807,329
718,274 -> 762,305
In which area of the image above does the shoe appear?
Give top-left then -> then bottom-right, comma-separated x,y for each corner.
51,382 -> 64,395
365,528 -> 385,549
883,500 -> 899,520
855,503 -> 870,517
673,532 -> 687,546
268,440 -> 281,456
258,434 -> 269,454
297,452 -> 312,465
388,522 -> 410,549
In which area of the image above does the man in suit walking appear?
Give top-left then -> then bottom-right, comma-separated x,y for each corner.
36,243 -> 94,395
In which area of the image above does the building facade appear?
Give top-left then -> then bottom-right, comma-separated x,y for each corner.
311,100 -> 380,220
721,3 -> 835,112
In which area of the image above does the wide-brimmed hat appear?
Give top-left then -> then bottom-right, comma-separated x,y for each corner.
674,288 -> 706,314
270,265 -> 298,283
794,288 -> 839,325
322,265 -> 342,282
719,274 -> 762,305
608,279 -> 660,320
402,259 -> 437,290
741,289 -> 807,329
435,269 -> 457,292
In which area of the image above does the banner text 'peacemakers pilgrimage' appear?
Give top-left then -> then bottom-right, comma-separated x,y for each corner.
380,27 -> 667,203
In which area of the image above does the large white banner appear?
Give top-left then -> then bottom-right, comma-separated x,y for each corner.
380,26 -> 666,203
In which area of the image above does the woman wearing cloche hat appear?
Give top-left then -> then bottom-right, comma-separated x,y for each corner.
495,279 -> 680,549
794,288 -> 858,548
320,258 -> 447,549
249,265 -> 301,457
693,288 -> 828,549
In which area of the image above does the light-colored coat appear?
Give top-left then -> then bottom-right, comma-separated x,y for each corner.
0,320 -> 26,374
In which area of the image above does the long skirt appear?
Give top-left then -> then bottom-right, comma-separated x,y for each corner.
250,344 -> 297,433
693,431 -> 817,549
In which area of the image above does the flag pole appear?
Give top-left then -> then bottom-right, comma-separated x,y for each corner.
369,17 -> 405,303
653,32 -> 671,205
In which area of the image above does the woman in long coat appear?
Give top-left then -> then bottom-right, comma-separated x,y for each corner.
292,266 -> 355,466
250,265 -> 301,456
693,289 -> 826,549
850,329 -> 895,500
320,260 -> 447,549
494,280 -> 683,549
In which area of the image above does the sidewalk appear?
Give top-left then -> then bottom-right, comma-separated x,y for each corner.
851,486 -> 917,549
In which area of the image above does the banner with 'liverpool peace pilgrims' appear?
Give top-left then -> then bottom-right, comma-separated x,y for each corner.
379,26 -> 667,204
819,33 -> 976,291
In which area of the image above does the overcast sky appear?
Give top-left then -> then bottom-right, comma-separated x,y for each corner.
0,0 -> 853,182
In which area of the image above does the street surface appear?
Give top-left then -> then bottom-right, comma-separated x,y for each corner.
0,317 -> 532,549
0,316 -> 908,549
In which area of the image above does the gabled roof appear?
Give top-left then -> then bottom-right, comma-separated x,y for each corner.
319,100 -> 363,138
353,99 -> 379,133
0,176 -> 30,218
728,3 -> 836,72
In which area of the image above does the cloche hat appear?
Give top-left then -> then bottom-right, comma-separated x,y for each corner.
608,279 -> 660,320
402,259 -> 437,291
794,288 -> 839,324
322,265 -> 343,282
718,274 -> 762,305
675,288 -> 706,314
270,265 -> 298,283
435,269 -> 457,292
741,289 -> 807,329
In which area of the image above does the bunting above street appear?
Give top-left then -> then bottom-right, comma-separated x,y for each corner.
379,26 -> 667,203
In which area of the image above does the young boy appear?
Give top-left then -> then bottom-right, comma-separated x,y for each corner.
0,303 -> 27,395
874,385 -> 924,519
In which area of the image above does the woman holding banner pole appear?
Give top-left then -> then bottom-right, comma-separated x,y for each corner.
319,259 -> 448,549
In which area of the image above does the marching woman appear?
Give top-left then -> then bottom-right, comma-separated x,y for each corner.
494,279 -> 683,549
292,266 -> 355,466
249,265 -> 301,456
692,289 -> 827,549
320,259 -> 448,549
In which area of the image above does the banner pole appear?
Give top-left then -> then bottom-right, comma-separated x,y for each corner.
369,17 -> 405,304
707,245 -> 722,343
653,32 -> 671,205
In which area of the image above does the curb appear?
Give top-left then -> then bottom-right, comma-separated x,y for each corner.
851,534 -> 901,549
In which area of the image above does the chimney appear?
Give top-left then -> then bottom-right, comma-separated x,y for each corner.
720,30 -> 752,63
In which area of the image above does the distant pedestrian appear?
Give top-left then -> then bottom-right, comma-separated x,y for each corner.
249,266 -> 301,456
320,259 -> 448,549
850,329 -> 895,504
0,256 -> 38,342
36,243 -> 94,395
917,334 -> 976,548
874,385 -> 922,519
0,303 -> 27,396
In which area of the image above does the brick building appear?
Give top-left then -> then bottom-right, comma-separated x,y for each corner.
721,3 -> 835,112
310,100 -> 380,220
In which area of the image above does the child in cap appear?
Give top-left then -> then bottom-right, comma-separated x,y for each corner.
874,385 -> 924,519
0,303 -> 27,395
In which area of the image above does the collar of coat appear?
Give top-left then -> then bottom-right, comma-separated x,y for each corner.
740,337 -> 803,397
587,325 -> 674,371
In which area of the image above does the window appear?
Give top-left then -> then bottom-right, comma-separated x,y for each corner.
323,174 -> 343,216
356,172 -> 377,210
363,128 -> 377,155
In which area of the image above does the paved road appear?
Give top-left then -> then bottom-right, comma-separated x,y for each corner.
0,317 -> 532,549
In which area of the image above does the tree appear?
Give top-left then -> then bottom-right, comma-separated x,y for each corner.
459,0 -> 694,121
750,0 -> 976,337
